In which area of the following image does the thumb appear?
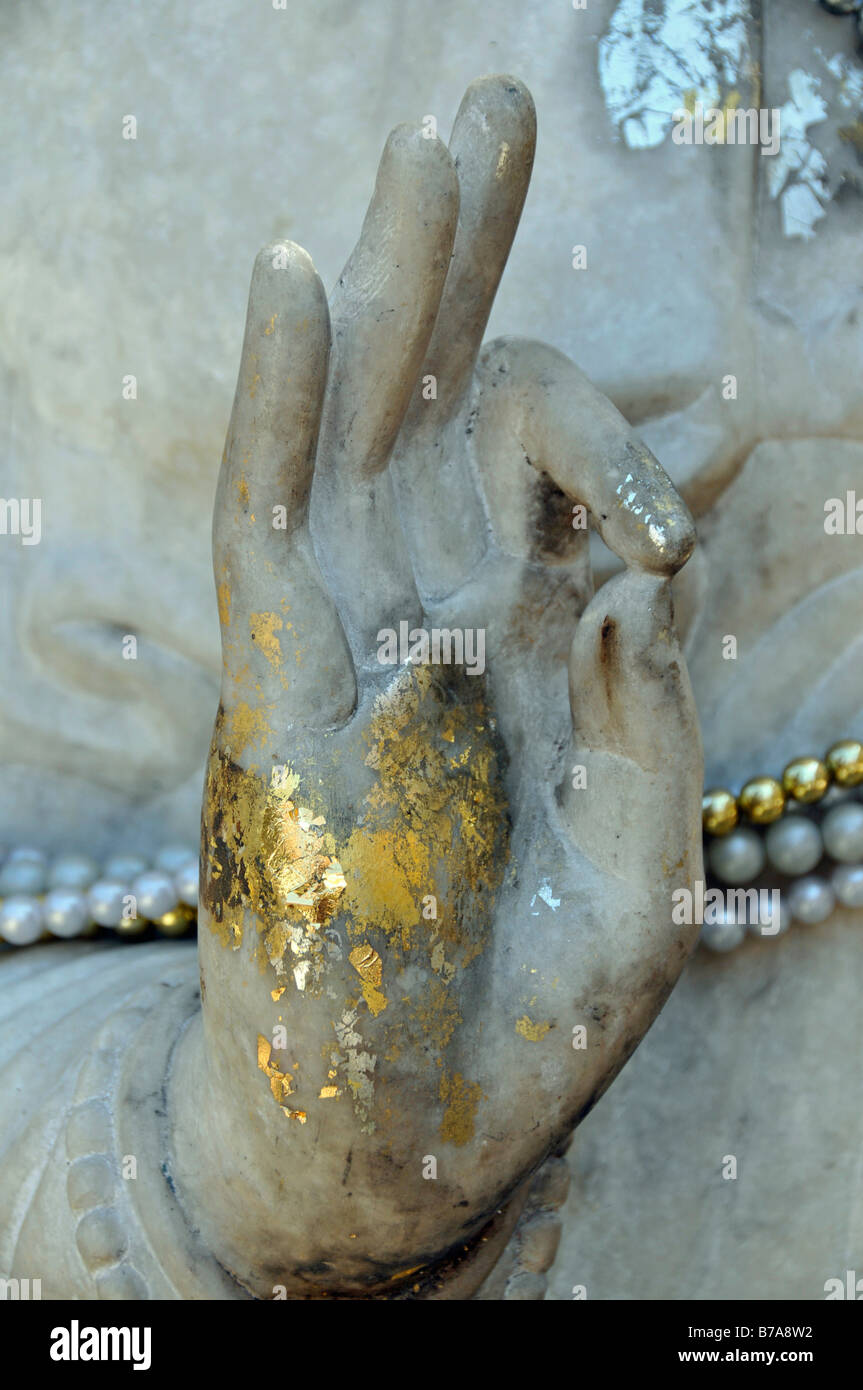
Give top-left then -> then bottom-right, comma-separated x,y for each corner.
560,569 -> 703,889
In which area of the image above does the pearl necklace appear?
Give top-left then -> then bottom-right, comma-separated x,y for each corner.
0,845 -> 198,947
701,740 -> 863,952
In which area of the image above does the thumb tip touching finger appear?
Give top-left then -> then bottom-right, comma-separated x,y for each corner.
561,569 -> 704,880
568,567 -> 701,774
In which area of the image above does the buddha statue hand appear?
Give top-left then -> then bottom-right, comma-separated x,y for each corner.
175,74 -> 702,1299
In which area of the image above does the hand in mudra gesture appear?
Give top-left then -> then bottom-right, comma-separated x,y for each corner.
177,75 -> 702,1298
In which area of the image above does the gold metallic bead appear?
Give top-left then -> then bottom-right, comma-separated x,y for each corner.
781,755 -> 830,804
154,904 -> 196,937
738,776 -> 785,825
825,739 -> 863,788
702,788 -> 739,836
115,915 -> 149,938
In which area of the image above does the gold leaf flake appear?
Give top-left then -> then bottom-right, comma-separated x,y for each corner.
515,1015 -> 551,1043
439,1070 -> 482,1147
349,943 -> 382,987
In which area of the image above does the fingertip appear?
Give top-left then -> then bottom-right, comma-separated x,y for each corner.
219,237 -> 330,533
362,124 -> 459,273
380,120 -> 459,200
563,566 -> 703,878
638,501 -> 697,577
455,73 -> 537,152
571,568 -> 675,684
250,240 -> 327,307
567,569 -> 679,739
243,242 -> 331,378
609,456 -> 698,578
450,75 -> 536,213
254,239 -> 315,274
563,565 -> 702,836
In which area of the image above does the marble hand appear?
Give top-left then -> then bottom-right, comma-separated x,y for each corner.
176,75 -> 703,1299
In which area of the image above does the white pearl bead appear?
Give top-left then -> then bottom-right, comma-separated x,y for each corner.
132,870 -> 176,920
48,854 -> 99,890
7,846 -> 47,865
88,880 -> 131,928
821,803 -> 863,864
832,863 -> 863,909
154,845 -> 198,875
764,817 -> 822,876
788,875 -> 835,925
0,857 -> 46,895
701,909 -> 746,953
0,895 -> 44,945
103,854 -> 148,881
42,888 -> 90,938
174,858 -> 198,907
709,828 -> 765,885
